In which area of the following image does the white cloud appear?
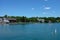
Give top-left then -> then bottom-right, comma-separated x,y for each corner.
44,0 -> 48,1
44,7 -> 51,10
32,8 -> 35,10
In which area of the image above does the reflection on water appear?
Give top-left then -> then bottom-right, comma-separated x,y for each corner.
0,23 -> 60,40
55,29 -> 57,34
0,24 -> 11,33
51,29 -> 57,36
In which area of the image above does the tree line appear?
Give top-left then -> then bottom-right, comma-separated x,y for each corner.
3,15 -> 60,23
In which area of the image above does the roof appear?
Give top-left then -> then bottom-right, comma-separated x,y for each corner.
7,18 -> 16,20
0,17 -> 16,20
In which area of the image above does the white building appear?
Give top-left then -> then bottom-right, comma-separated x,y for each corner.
3,18 -> 9,23
37,18 -> 45,23
0,17 -> 9,24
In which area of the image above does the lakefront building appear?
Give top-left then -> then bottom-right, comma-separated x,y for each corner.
7,18 -> 16,23
3,18 -> 9,23
0,17 -> 17,24
37,18 -> 45,23
0,18 -> 3,23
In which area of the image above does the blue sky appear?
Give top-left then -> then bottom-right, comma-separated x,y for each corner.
0,0 -> 60,17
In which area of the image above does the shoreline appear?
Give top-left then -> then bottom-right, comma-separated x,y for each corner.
0,22 -> 60,25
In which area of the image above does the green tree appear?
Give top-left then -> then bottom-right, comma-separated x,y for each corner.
4,15 -> 8,18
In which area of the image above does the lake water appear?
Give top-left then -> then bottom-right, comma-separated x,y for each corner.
0,23 -> 60,40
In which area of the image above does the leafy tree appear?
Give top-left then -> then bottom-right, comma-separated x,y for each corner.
4,15 -> 8,18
